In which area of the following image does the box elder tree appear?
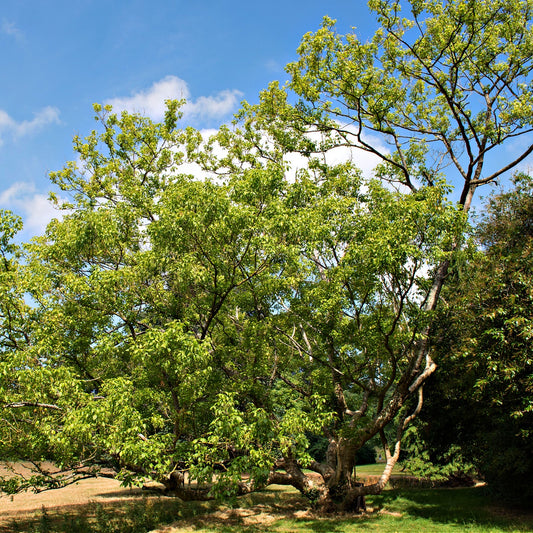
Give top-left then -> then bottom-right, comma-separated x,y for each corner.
2,0 -> 533,513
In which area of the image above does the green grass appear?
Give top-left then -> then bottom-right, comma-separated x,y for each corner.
4,484 -> 532,533
355,462 -> 410,477
364,487 -> 532,532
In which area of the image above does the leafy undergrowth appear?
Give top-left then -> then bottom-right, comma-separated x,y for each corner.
3,485 -> 533,533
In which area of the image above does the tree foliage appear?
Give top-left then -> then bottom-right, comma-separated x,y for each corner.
406,174 -> 533,502
2,0 -> 533,513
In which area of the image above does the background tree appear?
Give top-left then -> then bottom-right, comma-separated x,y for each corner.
404,174 -> 533,503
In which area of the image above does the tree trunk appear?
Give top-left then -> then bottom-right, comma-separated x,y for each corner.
307,439 -> 367,513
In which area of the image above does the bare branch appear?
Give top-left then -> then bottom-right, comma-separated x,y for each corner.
3,402 -> 63,411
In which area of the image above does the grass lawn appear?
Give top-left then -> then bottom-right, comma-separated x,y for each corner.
356,462 -> 412,477
157,487 -> 533,533
3,470 -> 532,533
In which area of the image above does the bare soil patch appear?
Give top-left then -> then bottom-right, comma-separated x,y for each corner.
0,462 -> 147,528
0,464 -> 431,528
148,492 -> 327,533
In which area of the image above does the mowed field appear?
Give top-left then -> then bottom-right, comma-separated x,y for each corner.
0,462 -> 147,527
2,463 -> 533,533
0,462 -> 388,523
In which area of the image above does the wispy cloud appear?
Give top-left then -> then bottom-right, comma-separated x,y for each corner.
283,128 -> 389,183
1,19 -> 24,42
265,59 -> 283,73
0,106 -> 61,145
0,182 -> 62,237
104,76 -> 243,122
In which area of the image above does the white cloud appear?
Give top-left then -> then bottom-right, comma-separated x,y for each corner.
0,182 -> 62,237
1,19 -> 24,42
104,76 -> 243,122
265,59 -> 283,73
187,90 -> 243,120
24,194 -> 60,234
0,106 -> 60,144
283,128 -> 389,182
0,182 -> 34,204
14,106 -> 61,137
105,76 -> 188,120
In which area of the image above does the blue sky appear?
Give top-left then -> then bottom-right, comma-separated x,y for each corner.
2,1 -> 531,244
0,0 -> 378,241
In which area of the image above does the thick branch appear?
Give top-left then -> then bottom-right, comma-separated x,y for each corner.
3,402 -> 63,411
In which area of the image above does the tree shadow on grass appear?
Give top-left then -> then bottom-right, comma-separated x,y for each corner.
1,498 -> 185,533
1,492 -> 376,533
369,486 -> 533,532
4,486 -> 533,533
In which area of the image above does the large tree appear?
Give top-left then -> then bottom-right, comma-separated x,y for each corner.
228,0 -> 533,508
0,103 -> 459,509
2,0 -> 533,513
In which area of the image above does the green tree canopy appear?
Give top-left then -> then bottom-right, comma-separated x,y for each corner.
406,174 -> 533,503
2,0 -> 533,514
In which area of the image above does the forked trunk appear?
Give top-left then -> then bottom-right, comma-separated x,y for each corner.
327,438 -> 364,511
305,438 -> 368,513
304,433 -> 405,513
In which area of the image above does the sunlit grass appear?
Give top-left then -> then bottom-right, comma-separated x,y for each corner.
355,462 -> 410,477
4,484 -> 532,533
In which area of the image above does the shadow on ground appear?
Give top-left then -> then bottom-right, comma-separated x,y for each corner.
3,486 -> 533,533
369,486 -> 533,531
